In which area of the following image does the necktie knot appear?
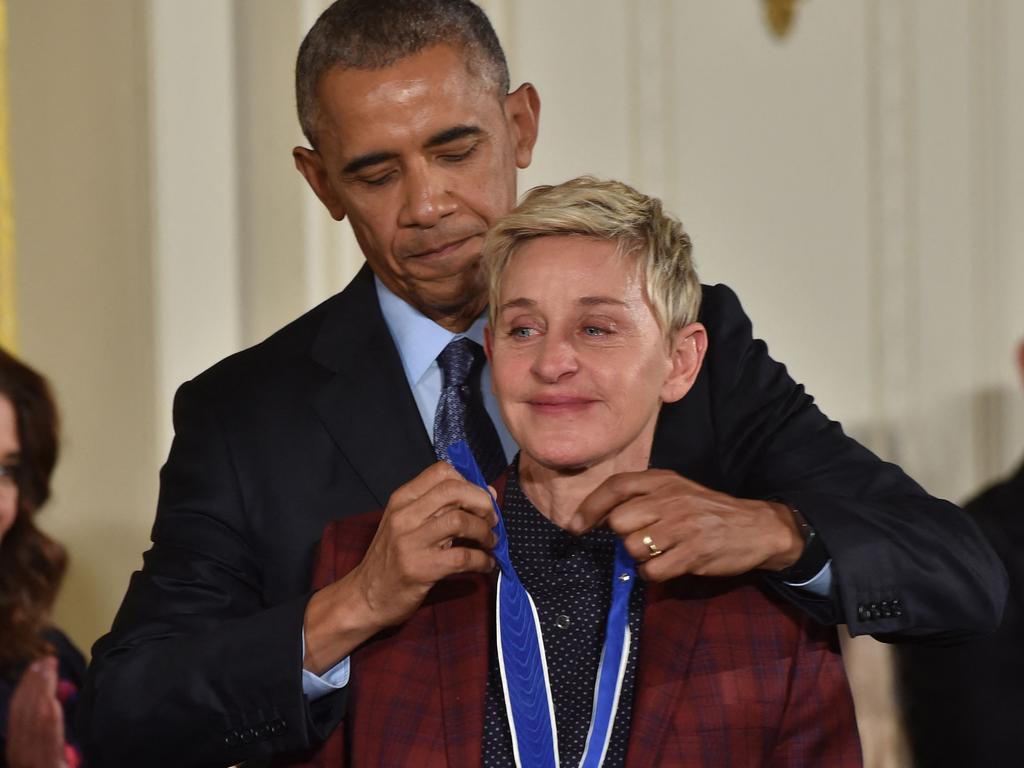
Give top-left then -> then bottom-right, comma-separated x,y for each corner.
437,337 -> 483,389
433,336 -> 506,482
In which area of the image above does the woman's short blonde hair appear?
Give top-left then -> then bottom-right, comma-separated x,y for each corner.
482,176 -> 701,337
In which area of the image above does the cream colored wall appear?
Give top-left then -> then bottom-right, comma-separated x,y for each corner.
8,0 -> 157,655
6,1 -> 1023,766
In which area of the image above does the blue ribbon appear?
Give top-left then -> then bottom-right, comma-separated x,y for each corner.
448,441 -> 636,768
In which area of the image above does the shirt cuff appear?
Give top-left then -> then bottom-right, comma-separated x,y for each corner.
784,559 -> 833,596
301,628 -> 351,700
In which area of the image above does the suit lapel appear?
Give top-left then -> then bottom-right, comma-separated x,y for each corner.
627,579 -> 708,766
310,265 -> 437,508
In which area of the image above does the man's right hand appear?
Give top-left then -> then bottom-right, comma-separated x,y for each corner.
302,461 -> 497,675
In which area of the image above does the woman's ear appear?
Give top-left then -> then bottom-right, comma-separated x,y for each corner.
661,322 -> 707,404
484,324 -> 494,361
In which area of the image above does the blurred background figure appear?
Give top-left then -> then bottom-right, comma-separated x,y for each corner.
896,338 -> 1024,768
0,347 -> 84,768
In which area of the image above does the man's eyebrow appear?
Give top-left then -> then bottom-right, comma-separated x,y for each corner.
340,126 -> 483,176
425,125 -> 483,149
342,151 -> 398,176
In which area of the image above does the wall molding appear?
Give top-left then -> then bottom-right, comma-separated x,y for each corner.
626,0 -> 676,202
865,0 -> 920,467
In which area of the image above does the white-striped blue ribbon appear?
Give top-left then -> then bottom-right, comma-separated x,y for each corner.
447,441 -> 636,768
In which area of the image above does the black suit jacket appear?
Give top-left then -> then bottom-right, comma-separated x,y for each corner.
79,266 -> 1006,767
897,459 -> 1024,767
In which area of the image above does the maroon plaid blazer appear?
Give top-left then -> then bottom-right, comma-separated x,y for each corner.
293,482 -> 862,767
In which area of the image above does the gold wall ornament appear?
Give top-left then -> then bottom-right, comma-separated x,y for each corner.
0,0 -> 14,350
764,0 -> 804,40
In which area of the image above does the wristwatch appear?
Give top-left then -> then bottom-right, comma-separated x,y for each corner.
768,506 -> 830,585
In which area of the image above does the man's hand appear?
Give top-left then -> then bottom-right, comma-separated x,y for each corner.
5,656 -> 67,768
303,462 -> 497,674
568,469 -> 803,582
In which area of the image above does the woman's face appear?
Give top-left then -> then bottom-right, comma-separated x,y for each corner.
0,393 -> 19,543
487,235 -> 703,473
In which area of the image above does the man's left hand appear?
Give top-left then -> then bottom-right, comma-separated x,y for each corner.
569,469 -> 804,582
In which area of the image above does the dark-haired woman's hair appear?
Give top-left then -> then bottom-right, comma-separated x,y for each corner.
0,346 -> 67,675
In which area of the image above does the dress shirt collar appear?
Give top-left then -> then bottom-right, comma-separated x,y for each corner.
374,276 -> 487,386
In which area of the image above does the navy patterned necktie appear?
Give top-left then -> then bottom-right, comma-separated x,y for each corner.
433,337 -> 507,483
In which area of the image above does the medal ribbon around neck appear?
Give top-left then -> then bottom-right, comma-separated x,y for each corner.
447,441 -> 637,768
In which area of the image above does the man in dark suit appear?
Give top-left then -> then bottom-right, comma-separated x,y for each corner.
79,1 -> 1006,766
897,339 -> 1024,767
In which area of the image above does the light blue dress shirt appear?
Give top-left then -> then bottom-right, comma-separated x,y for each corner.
302,277 -> 830,699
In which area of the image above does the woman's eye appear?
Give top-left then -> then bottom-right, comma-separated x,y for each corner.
510,327 -> 536,338
582,326 -> 608,337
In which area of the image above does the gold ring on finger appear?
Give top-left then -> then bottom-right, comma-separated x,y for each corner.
642,535 -> 663,558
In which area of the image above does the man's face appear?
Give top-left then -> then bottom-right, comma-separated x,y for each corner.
294,45 -> 539,329
487,235 -> 705,474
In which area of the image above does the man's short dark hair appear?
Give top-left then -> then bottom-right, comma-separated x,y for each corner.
296,0 -> 510,147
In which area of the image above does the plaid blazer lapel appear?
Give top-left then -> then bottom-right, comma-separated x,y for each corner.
626,577 -> 708,767
292,513 -> 383,768
432,571 -> 494,767
309,511 -> 495,767
433,470 -> 507,766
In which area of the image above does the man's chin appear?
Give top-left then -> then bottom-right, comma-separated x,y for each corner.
406,275 -> 487,327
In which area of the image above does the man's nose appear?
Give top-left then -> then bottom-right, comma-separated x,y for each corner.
532,335 -> 578,383
398,161 -> 456,228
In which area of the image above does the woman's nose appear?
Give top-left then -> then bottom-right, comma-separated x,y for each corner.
531,336 -> 578,383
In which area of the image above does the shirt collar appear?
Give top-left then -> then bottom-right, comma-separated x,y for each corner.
375,276 -> 488,386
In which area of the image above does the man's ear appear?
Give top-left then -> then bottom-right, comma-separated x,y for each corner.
505,83 -> 541,170
293,146 -> 347,221
661,322 -> 707,404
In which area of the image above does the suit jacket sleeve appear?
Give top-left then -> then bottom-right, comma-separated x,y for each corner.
696,284 -> 1006,640
78,378 -> 346,767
